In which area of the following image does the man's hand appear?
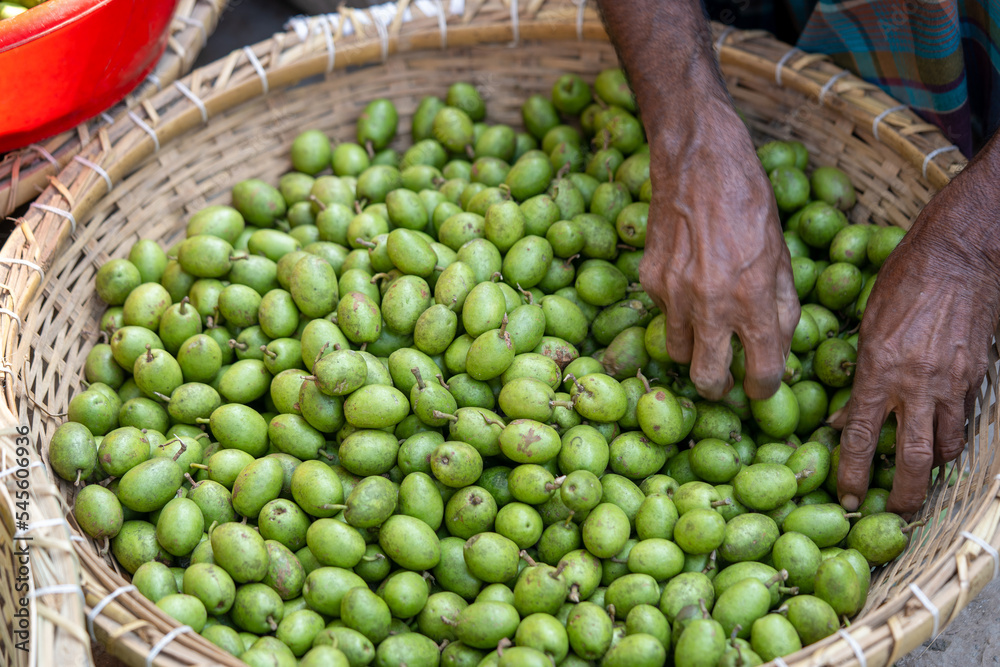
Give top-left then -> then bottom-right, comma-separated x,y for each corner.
597,0 -> 798,400
640,102 -> 799,400
838,141 -> 1000,515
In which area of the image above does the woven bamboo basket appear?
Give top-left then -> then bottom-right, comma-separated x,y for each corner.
0,0 -> 229,219
0,1 -> 994,665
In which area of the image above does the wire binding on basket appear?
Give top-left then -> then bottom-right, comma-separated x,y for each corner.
243,46 -> 270,95
320,15 -> 337,72
173,81 -> 209,123
837,628 -> 867,667
0,308 -> 22,333
715,25 -> 735,51
87,585 -> 137,642
819,69 -> 849,104
372,10 -> 390,62
145,625 -> 193,667
174,13 -> 208,48
29,583 -> 85,602
509,0 -> 520,45
773,658 -> 790,667
432,0 -> 448,48
26,144 -> 59,167
100,112 -> 115,125
127,111 -> 161,152
571,0 -> 587,40
922,145 -> 960,179
0,258 -> 45,283
960,530 -> 1000,580
908,583 -> 940,639
73,156 -> 113,194
16,516 -> 75,536
773,47 -> 800,87
28,202 -> 76,235
0,460 -> 44,479
146,72 -> 162,90
871,104 -> 907,143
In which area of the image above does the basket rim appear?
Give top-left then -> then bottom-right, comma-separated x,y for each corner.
1,2 -> 993,666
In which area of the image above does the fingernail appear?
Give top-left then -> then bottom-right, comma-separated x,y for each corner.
840,494 -> 860,511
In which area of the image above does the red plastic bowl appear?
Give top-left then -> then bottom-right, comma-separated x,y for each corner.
0,0 -> 179,152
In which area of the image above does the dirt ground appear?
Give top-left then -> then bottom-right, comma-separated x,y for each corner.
896,578 -> 1000,666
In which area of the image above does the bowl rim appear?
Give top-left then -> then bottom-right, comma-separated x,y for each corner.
0,0 -> 113,53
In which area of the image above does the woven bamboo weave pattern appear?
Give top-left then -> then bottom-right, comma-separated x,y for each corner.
0,2 -> 993,665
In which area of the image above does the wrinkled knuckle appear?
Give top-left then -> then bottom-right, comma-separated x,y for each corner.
899,442 -> 934,469
840,422 -> 878,451
936,438 -> 966,462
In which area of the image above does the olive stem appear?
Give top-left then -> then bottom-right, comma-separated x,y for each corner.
794,469 -> 814,481
308,195 -> 327,211
228,339 -> 247,351
74,469 -> 82,487
766,570 -> 789,588
562,253 -> 579,269
432,410 -> 458,422
549,400 -> 574,410
544,475 -> 566,492
184,473 -> 200,488
267,616 -> 278,631
355,238 -> 377,249
499,313 -> 509,336
556,162 -> 571,180
411,368 -> 426,391
777,586 -> 800,596
195,417 -> 211,424
439,615 -> 458,627
370,272 -> 390,284
730,626 -> 742,642
318,449 -> 335,460
902,519 -> 928,534
318,504 -> 347,511
698,598 -> 710,619
550,560 -> 567,579
260,345 -> 277,359
189,463 -> 209,470
171,441 -> 188,462
497,637 -> 512,656
519,550 -> 539,567
843,512 -> 862,519
436,374 -> 450,389
145,344 -> 154,362
362,553 -> 386,562
315,341 -> 331,366
179,296 -> 190,314
153,392 -> 171,402
567,583 -> 580,603
491,271 -> 503,283
516,284 -> 535,304
607,603 -> 616,622
775,604 -> 789,615
710,499 -> 731,508
636,369 -> 651,393
481,416 -> 504,427
626,282 -> 645,293
703,550 -> 717,575
365,139 -> 375,159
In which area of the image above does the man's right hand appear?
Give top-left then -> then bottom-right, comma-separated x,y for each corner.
597,0 -> 798,401
639,99 -> 799,400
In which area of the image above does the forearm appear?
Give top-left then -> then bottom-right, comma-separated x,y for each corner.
595,0 -> 730,123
